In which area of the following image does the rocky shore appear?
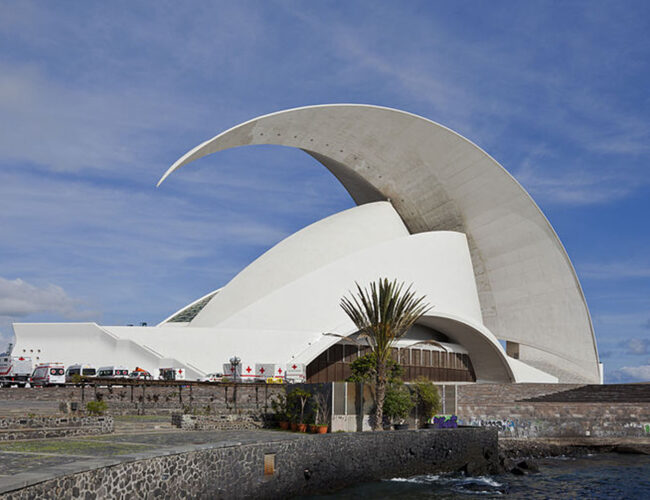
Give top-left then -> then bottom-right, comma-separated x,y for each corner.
498,437 -> 650,475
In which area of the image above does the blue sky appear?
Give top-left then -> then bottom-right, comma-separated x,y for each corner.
0,1 -> 648,382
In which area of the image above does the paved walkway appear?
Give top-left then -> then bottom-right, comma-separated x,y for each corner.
0,428 -> 307,494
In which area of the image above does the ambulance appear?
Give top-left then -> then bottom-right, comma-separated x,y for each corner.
30,363 -> 66,386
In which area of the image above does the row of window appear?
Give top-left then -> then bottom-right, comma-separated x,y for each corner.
306,343 -> 476,383
322,344 -> 473,371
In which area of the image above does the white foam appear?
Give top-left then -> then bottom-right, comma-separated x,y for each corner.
387,474 -> 440,483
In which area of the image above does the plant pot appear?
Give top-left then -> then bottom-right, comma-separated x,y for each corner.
308,424 -> 317,433
290,422 -> 298,431
394,423 -> 409,430
317,425 -> 328,434
297,423 -> 308,433
279,421 -> 289,430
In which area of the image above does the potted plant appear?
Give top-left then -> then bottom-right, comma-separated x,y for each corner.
270,394 -> 290,430
307,413 -> 317,433
287,387 -> 312,432
412,377 -> 442,428
382,382 -> 414,430
312,391 -> 330,434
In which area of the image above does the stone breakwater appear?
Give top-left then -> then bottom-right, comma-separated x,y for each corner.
500,437 -> 650,459
496,437 -> 650,476
0,428 -> 498,500
0,415 -> 113,441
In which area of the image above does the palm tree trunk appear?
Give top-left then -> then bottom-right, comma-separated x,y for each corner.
374,362 -> 387,431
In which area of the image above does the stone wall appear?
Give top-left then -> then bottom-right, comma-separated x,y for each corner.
0,415 -> 113,441
0,428 -> 498,499
171,413 -> 264,431
0,384 -> 285,416
457,384 -> 650,438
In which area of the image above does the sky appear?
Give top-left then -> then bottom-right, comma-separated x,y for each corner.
0,0 -> 648,383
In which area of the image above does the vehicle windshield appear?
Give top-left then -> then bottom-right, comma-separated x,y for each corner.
82,368 -> 96,376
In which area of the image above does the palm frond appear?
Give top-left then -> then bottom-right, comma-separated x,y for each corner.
340,278 -> 432,361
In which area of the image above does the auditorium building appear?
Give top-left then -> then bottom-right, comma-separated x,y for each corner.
13,105 -> 603,384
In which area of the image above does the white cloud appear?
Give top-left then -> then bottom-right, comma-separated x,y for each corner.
513,161 -> 640,206
0,276 -> 90,319
609,364 -> 650,383
0,62 -> 210,174
622,338 -> 650,356
578,261 -> 650,280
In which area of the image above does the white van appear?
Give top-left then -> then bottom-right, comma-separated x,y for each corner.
65,364 -> 97,382
31,363 -> 66,386
97,366 -> 129,378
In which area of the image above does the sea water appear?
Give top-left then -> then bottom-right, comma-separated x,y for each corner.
299,453 -> 650,499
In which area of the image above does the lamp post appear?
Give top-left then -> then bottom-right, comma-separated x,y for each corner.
229,356 -> 241,384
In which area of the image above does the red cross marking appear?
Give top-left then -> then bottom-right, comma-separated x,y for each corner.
246,366 -> 252,373
230,366 -> 235,372
278,368 -> 282,374
292,364 -> 297,370
178,369 -> 183,374
260,367 -> 265,374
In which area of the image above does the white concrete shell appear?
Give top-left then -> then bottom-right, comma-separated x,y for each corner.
158,104 -> 599,383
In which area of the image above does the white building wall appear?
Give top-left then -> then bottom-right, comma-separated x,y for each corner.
191,201 -> 408,326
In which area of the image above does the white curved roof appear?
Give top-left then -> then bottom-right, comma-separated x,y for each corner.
159,104 -> 600,383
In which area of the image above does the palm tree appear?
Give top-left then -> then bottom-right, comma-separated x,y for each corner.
340,278 -> 431,430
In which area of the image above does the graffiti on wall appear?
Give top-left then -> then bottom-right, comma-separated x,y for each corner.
462,419 -> 516,433
458,417 -> 650,438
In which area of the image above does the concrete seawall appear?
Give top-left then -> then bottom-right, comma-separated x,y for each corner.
0,428 -> 498,499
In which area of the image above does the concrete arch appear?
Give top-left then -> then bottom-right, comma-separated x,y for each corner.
417,313 -> 515,383
158,104 -> 599,383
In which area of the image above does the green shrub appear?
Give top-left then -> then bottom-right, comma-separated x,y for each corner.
286,387 -> 312,424
382,382 -> 414,424
271,393 -> 288,421
346,353 -> 403,384
412,377 -> 441,423
86,400 -> 108,416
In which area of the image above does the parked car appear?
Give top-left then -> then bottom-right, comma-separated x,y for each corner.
65,364 -> 97,382
30,363 -> 65,386
200,372 -> 223,383
97,366 -> 130,378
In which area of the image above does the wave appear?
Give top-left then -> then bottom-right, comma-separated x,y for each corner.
387,473 -> 504,492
